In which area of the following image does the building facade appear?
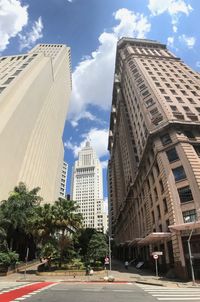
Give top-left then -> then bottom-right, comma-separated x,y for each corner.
108,38 -> 200,279
0,44 -> 71,202
59,161 -> 68,198
71,142 -> 108,233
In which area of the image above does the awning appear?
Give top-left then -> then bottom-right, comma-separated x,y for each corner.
129,238 -> 142,246
169,220 -> 200,232
138,232 -> 171,245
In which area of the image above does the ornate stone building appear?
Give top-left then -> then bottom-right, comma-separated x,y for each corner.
108,38 -> 200,279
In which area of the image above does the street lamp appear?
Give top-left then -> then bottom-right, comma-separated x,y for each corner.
185,210 -> 200,286
108,236 -> 113,272
187,227 -> 196,286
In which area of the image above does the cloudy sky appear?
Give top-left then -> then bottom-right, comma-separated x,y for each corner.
1,0 -> 200,203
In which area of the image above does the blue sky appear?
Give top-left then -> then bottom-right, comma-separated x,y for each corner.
1,0 -> 200,205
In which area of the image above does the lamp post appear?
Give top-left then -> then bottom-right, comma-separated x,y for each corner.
108,236 -> 113,272
185,209 -> 200,286
187,228 -> 196,286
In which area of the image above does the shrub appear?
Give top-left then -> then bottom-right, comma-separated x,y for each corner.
0,251 -> 19,267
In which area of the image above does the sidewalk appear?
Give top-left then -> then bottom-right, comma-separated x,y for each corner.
0,259 -> 198,288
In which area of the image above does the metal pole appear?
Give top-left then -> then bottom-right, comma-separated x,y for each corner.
187,229 -> 196,286
109,236 -> 112,272
155,258 -> 158,277
24,247 -> 29,280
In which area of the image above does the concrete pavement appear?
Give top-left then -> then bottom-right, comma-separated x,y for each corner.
0,259 -> 197,288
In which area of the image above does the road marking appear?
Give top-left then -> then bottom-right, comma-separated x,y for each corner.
158,298 -> 200,301
112,290 -> 134,292
136,283 -> 200,301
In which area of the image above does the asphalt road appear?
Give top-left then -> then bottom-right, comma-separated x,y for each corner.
10,283 -> 166,302
2,282 -> 200,302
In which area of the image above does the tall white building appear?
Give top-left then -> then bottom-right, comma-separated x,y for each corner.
71,142 -> 108,233
0,44 -> 71,202
59,161 -> 68,198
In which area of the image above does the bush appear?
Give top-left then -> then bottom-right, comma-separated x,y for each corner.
0,251 -> 19,267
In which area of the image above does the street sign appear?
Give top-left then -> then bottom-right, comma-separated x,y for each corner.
153,254 -> 158,259
152,251 -> 163,256
104,257 -> 109,264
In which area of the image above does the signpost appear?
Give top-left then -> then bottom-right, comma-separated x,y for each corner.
104,257 -> 109,276
153,254 -> 159,277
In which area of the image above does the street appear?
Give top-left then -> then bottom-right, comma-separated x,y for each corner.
1,282 -> 200,302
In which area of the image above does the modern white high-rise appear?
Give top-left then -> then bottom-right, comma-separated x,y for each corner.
71,142 -> 108,233
0,44 -> 71,202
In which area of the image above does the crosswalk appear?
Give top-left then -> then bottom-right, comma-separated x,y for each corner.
137,284 -> 200,301
0,282 -> 31,294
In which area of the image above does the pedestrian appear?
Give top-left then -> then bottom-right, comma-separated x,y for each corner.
124,260 -> 129,270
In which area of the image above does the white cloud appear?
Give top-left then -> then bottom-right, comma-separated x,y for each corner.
64,128 -> 109,159
19,17 -> 43,50
70,111 -> 105,128
0,0 -> 28,52
148,0 -> 193,32
69,8 -> 151,125
167,36 -> 174,48
101,160 -> 108,169
104,197 -> 108,214
179,34 -> 196,49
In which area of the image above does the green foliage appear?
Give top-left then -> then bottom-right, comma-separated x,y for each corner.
0,251 -> 19,267
0,183 -> 83,265
40,242 -> 59,259
75,228 -> 97,259
87,232 -> 108,263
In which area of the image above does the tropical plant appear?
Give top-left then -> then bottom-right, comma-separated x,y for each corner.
51,198 -> 83,266
86,232 -> 108,264
0,251 -> 19,267
0,182 -> 42,259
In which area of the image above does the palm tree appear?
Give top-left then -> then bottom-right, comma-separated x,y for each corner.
0,182 -> 42,259
51,198 -> 83,266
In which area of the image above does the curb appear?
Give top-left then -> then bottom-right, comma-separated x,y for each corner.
135,280 -> 164,286
16,279 -> 46,282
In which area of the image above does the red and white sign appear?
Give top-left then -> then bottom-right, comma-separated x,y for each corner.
153,254 -> 158,259
104,257 -> 109,264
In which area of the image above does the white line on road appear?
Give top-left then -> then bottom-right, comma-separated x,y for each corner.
153,294 -> 200,297
112,290 -> 134,292
157,298 -> 200,301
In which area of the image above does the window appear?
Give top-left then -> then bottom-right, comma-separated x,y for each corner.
194,145 -> 200,157
0,87 -> 5,93
160,89 -> 166,94
164,96 -> 172,102
183,106 -> 190,112
172,166 -> 186,182
166,148 -> 179,163
176,97 -> 184,103
170,105 -> 178,112
3,77 -> 14,85
171,89 -> 177,95
160,133 -> 172,145
12,70 -> 22,76
178,186 -> 193,203
184,130 -> 195,139
157,205 -> 161,218
145,98 -> 155,108
159,180 -> 164,193
154,188 -> 158,200
183,209 -> 196,223
142,90 -> 150,97
150,107 -> 159,116
163,198 -> 168,213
